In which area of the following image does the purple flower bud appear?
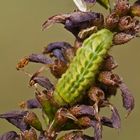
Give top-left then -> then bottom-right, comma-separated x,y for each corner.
30,76 -> 54,91
0,111 -> 30,131
28,54 -> 53,64
20,98 -> 41,109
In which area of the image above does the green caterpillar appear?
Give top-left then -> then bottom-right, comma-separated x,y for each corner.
53,29 -> 113,106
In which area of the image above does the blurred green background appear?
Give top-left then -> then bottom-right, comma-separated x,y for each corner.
0,0 -> 140,139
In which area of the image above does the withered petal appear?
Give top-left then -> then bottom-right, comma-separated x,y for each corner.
101,116 -> 113,128
82,135 -> 95,140
43,42 -> 72,54
52,49 -> 67,63
28,54 -> 53,64
30,76 -> 54,91
0,111 -> 30,131
89,120 -> 102,140
0,131 -> 19,140
42,14 -> 69,30
70,105 -> 96,117
94,122 -> 102,140
119,82 -> 135,115
110,105 -> 121,129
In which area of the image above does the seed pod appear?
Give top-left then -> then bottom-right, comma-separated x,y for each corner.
53,29 -> 113,106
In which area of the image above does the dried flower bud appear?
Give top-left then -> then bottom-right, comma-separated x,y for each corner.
24,112 -> 43,131
105,12 -> 119,30
49,59 -> 68,78
77,116 -> 91,127
88,86 -> 105,103
98,71 -> 120,86
48,108 -> 77,134
16,57 -> 29,70
118,16 -> 134,31
100,84 -> 117,98
114,0 -> 130,16
113,32 -> 134,45
131,0 -> 140,17
20,129 -> 37,140
102,55 -> 118,71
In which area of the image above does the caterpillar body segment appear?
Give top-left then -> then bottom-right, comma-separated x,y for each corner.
53,29 -> 113,106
